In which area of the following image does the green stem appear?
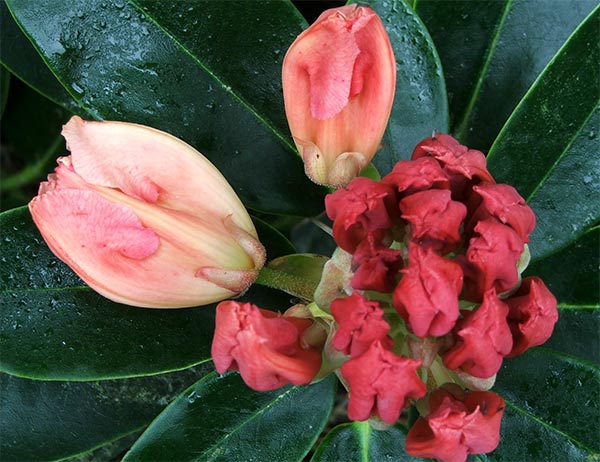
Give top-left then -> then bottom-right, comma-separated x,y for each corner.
254,266 -> 315,301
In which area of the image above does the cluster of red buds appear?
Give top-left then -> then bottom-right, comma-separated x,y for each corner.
211,134 -> 558,462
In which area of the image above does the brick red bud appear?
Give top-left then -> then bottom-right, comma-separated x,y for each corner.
351,235 -> 403,292
325,177 -> 397,253
443,289 -> 513,378
406,386 -> 505,462
341,340 -> 426,424
400,189 -> 467,254
505,277 -> 558,357
29,117 -> 265,308
394,244 -> 463,338
331,293 -> 393,357
470,182 -> 536,243
459,219 -> 524,302
282,5 -> 396,186
382,157 -> 450,196
211,302 -> 322,391
412,134 -> 494,184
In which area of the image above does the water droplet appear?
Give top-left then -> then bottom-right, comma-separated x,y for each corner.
583,175 -> 593,184
187,390 -> 199,403
71,82 -> 85,95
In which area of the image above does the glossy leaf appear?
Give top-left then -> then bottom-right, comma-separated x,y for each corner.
0,207 -> 292,380
480,404 -> 592,462
493,348 -> 600,457
312,421 -> 413,462
544,308 -> 599,365
0,364 -> 212,462
123,372 -> 337,462
0,2 -> 81,113
355,0 -> 448,173
417,0 -> 596,151
486,6 -> 599,260
5,0 -> 326,216
525,226 -> 599,308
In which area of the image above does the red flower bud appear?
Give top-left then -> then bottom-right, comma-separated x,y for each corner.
443,289 -> 513,378
505,277 -> 558,357
394,244 -> 463,337
382,157 -> 450,196
351,236 -> 403,292
282,5 -> 396,187
331,293 -> 393,357
211,302 -> 322,391
406,386 -> 505,462
458,219 -> 524,302
341,341 -> 426,424
325,177 -> 397,253
412,134 -> 494,184
470,182 -> 536,243
400,189 -> 467,254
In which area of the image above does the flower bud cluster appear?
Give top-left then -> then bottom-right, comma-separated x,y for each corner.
322,133 -> 558,461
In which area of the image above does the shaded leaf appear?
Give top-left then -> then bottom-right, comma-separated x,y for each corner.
312,421 -> 414,462
0,364 -> 212,462
5,0 -> 326,216
356,0 -> 448,173
487,6 -> 599,260
544,308 -> 600,365
124,372 -> 337,462
525,226 -> 599,307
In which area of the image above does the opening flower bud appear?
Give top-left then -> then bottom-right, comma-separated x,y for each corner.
29,116 -> 265,308
282,5 -> 396,187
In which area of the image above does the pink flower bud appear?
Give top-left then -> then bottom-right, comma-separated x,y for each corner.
282,5 -> 396,187
29,116 -> 265,308
325,177 -> 397,254
400,189 -> 467,254
458,219 -> 524,302
341,340 -> 426,424
406,386 -> 505,462
505,277 -> 558,357
211,301 -> 322,391
443,289 -> 513,378
331,293 -> 392,357
393,244 -> 463,338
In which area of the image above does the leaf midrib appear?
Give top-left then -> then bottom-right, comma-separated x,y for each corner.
127,0 -> 297,154
453,0 -> 513,139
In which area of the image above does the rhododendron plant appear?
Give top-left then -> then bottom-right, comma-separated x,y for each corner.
2,1 -> 595,461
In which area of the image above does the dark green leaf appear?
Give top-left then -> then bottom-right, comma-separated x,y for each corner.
312,421 -> 414,462
494,348 -> 600,455
64,432 -> 141,462
486,5 -> 599,260
414,0 -> 506,131
0,2 -> 81,113
5,0 -> 326,216
417,0 -> 596,152
124,372 -> 337,462
0,364 -> 212,462
544,308 -> 600,365
0,65 -> 9,117
0,207 -> 296,380
356,0 -> 448,173
480,403 -> 592,462
525,227 -> 599,307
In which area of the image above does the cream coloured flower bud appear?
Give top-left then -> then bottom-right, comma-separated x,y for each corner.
29,116 -> 265,308
282,4 -> 396,187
